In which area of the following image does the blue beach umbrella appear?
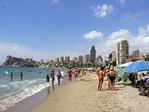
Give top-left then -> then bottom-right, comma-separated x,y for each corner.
125,61 -> 149,74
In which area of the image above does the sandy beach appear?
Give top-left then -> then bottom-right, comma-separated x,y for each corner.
32,72 -> 149,112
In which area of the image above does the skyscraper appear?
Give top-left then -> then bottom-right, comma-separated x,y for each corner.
117,40 -> 129,64
132,50 -> 140,59
83,55 -> 90,65
96,55 -> 103,65
78,55 -> 83,66
90,45 -> 96,63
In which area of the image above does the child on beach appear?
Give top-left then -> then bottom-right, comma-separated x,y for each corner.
97,66 -> 105,91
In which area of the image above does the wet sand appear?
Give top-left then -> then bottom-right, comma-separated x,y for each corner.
32,72 -> 149,112
4,76 -> 68,112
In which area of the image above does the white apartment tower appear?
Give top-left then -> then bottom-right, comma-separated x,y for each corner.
117,40 -> 129,64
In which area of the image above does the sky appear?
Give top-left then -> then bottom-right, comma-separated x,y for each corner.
0,0 -> 149,64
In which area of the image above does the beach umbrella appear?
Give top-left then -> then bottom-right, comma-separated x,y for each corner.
125,61 -> 149,74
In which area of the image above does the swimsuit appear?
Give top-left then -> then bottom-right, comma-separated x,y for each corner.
109,76 -> 116,82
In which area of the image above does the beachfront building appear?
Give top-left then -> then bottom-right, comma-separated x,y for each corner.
73,57 -> 78,63
132,50 -> 140,59
112,51 -> 116,62
83,54 -> 90,65
65,56 -> 70,63
108,51 -> 117,66
90,45 -> 96,63
40,59 -> 44,64
78,55 -> 83,66
108,53 -> 112,62
60,56 -> 64,62
96,55 -> 103,66
143,53 -> 149,61
55,58 -> 60,63
117,40 -> 129,65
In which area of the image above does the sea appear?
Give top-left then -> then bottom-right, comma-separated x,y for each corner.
0,67 -> 66,112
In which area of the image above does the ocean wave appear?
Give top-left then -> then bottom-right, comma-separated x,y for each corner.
0,79 -> 57,112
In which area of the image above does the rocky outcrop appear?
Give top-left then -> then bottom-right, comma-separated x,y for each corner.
2,56 -> 39,67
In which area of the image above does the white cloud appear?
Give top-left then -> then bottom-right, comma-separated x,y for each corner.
0,41 -> 85,64
95,25 -> 149,57
91,4 -> 114,17
83,31 -> 103,40
0,41 -> 52,64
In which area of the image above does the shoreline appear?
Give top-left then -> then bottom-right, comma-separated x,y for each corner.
4,75 -> 68,112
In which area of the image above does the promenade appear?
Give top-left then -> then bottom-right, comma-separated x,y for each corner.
32,72 -> 149,112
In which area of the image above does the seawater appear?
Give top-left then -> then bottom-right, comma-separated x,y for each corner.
0,67 -> 66,111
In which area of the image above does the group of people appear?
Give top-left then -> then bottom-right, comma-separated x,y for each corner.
46,67 -> 81,89
67,67 -> 81,81
46,69 -> 62,90
10,72 -> 23,81
97,66 -> 116,91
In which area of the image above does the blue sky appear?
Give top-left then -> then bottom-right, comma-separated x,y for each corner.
0,0 -> 149,63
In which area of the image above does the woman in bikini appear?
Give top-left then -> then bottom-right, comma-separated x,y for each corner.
109,66 -> 116,90
97,66 -> 105,91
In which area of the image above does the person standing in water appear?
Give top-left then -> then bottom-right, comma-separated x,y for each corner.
57,70 -> 62,86
46,74 -> 50,82
10,72 -> 13,81
20,72 -> 23,81
97,66 -> 105,91
50,69 -> 55,90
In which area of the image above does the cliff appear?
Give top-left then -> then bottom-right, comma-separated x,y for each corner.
2,56 -> 39,67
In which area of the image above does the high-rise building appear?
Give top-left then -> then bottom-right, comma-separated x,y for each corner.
60,56 -> 64,62
55,58 -> 60,63
65,56 -> 70,63
112,51 -> 116,61
83,55 -> 90,65
73,57 -> 78,62
78,55 -> 83,65
96,55 -> 103,65
143,53 -> 149,61
108,53 -> 112,62
117,40 -> 129,64
90,45 -> 96,62
132,50 -> 140,59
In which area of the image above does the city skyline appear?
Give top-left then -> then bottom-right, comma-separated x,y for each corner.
0,0 -> 149,64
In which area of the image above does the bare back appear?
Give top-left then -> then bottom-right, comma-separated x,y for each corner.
98,70 -> 105,80
109,70 -> 116,77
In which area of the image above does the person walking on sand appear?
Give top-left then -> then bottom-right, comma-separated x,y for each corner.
57,70 -> 62,86
50,69 -> 55,90
74,67 -> 78,81
109,66 -> 116,90
68,67 -> 73,81
97,66 -> 105,91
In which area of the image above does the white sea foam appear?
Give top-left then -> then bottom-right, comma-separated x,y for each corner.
0,79 -> 58,112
